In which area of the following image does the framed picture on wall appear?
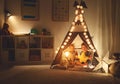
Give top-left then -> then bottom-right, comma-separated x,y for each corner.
21,0 -> 39,20
52,0 -> 69,21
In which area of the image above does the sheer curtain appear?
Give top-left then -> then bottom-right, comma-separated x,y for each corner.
96,0 -> 120,57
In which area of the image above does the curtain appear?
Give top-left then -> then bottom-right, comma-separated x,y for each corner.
112,0 -> 120,53
96,0 -> 120,57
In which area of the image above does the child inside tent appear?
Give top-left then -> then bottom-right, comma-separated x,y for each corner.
61,44 -> 78,67
76,43 -> 92,67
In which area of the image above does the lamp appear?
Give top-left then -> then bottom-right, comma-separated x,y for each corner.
80,0 -> 87,8
5,10 -> 12,17
4,10 -> 12,23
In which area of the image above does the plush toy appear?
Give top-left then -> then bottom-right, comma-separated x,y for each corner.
78,51 -> 91,64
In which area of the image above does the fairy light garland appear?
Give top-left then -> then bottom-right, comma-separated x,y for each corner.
55,4 -> 97,54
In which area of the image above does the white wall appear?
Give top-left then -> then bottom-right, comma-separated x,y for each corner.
5,0 -> 98,57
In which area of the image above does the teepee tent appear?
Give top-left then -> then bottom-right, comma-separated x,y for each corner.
51,0 -> 98,68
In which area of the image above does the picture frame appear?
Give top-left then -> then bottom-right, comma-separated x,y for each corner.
21,0 -> 39,20
52,0 -> 69,21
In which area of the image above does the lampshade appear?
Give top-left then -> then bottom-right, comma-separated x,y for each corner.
5,10 -> 12,17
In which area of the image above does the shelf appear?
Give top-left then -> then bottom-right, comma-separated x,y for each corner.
16,36 -> 28,49
29,36 -> 41,48
2,36 -> 15,49
42,37 -> 53,48
8,50 -> 15,61
29,49 -> 41,61
0,35 -> 54,64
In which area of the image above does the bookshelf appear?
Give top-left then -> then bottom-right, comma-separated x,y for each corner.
0,35 -> 54,65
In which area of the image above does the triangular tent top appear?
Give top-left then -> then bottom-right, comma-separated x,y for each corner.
51,2 -> 98,68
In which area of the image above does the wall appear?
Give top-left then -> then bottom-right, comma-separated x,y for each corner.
0,0 -> 4,28
5,0 -> 98,57
0,0 -> 4,64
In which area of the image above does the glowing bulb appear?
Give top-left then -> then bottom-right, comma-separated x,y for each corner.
81,22 -> 85,25
75,16 -> 79,20
75,10 -> 79,15
64,42 -> 67,45
84,25 -> 87,29
64,52 -> 70,57
80,18 -> 83,22
79,14 -> 83,18
80,6 -> 83,9
55,50 -> 58,54
65,39 -> 69,42
89,44 -> 93,49
85,35 -> 88,38
70,26 -> 75,32
74,19 -> 77,22
86,39 -> 90,42
93,49 -> 96,52
83,32 -> 87,35
61,46 -> 64,49
77,5 -> 80,8
72,22 -> 75,25
84,29 -> 87,32
67,36 -> 70,39
69,32 -> 72,36
87,41 -> 91,44
81,10 -> 84,13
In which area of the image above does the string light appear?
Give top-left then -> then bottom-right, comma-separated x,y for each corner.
80,6 -> 83,9
67,37 -> 70,40
56,3 -> 96,65
69,32 -> 72,36
75,10 -> 79,15
77,5 -> 80,8
81,22 -> 85,25
64,42 -> 67,45
65,39 -> 69,42
89,44 -> 93,49
87,41 -> 90,44
93,49 -> 96,52
79,14 -> 83,18
85,35 -> 88,38
75,16 -> 79,21
72,22 -> 75,25
84,29 -> 87,32
81,10 -> 84,13
83,32 -> 87,35
61,46 -> 64,49
86,38 -> 90,42
55,50 -> 58,54
70,26 -> 75,32
80,18 -> 83,22
83,25 -> 87,29
74,18 -> 78,22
